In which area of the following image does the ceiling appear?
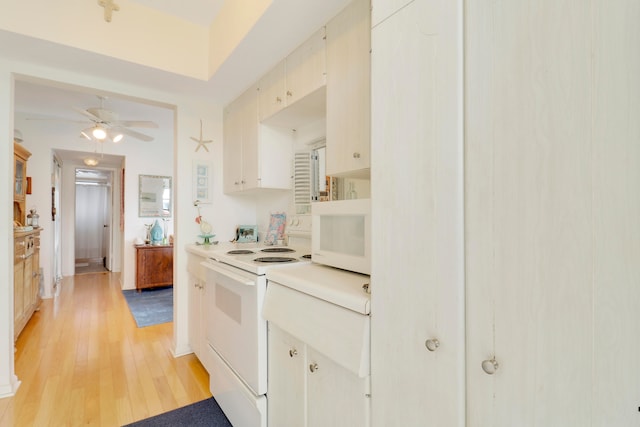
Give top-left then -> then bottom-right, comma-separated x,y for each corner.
7,0 -> 351,168
128,0 -> 225,27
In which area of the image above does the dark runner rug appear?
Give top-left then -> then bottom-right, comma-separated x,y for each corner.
122,286 -> 173,327
122,397 -> 232,427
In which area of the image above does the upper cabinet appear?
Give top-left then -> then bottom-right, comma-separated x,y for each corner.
258,27 -> 327,123
14,142 -> 31,225
325,0 -> 371,178
223,85 -> 293,194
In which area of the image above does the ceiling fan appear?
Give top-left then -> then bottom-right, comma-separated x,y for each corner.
74,96 -> 159,143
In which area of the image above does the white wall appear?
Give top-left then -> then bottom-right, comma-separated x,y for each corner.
0,57 -> 252,394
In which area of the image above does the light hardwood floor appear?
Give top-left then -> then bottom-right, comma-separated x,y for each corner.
0,272 -> 211,426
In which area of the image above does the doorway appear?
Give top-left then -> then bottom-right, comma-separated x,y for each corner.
74,168 -> 112,274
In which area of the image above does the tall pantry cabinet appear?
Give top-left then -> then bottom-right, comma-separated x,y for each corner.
370,0 -> 465,426
371,0 -> 640,426
465,1 -> 640,425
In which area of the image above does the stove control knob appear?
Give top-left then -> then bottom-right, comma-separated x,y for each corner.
309,362 -> 319,373
425,338 -> 440,352
481,358 -> 499,375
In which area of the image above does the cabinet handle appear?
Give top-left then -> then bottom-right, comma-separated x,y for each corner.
309,362 -> 319,373
425,338 -> 440,352
289,348 -> 298,358
481,358 -> 499,375
353,152 -> 361,159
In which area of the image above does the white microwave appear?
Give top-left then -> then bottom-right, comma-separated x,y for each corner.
311,198 -> 371,275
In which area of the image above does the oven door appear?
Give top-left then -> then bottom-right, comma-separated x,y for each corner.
201,260 -> 267,396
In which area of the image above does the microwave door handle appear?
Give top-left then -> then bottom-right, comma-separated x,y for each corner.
201,261 -> 255,286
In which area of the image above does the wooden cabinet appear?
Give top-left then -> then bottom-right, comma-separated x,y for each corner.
14,231 -> 41,339
268,325 -> 369,427
326,0 -> 371,178
258,27 -> 327,122
223,85 -> 293,194
14,142 -> 31,225
135,245 -> 173,291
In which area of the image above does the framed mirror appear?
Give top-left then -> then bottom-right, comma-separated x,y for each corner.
138,175 -> 172,217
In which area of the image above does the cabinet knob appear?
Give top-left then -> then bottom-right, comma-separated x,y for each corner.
276,96 -> 282,103
289,348 -> 298,358
309,362 -> 319,373
286,90 -> 293,97
353,152 -> 361,159
481,358 -> 499,375
234,181 -> 240,185
425,338 -> 440,352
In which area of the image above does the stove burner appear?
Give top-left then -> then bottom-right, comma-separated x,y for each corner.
227,250 -> 255,255
254,257 -> 297,263
301,254 -> 312,259
261,247 -> 295,253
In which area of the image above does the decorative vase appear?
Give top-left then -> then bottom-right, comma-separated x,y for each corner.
150,220 -> 164,245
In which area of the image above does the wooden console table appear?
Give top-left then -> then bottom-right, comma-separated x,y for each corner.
135,244 -> 173,291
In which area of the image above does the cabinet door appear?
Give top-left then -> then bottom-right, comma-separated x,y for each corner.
465,1 -> 593,425
258,61 -> 286,121
370,0 -> 464,426
285,27 -> 326,106
14,156 -> 25,201
223,102 -> 244,194
267,325 -> 306,427
240,86 -> 260,190
307,348 -> 369,427
326,0 -> 371,177
14,261 -> 24,325
188,272 -> 201,358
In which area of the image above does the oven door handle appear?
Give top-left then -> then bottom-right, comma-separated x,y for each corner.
201,261 -> 256,286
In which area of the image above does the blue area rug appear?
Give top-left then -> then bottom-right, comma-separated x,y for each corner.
122,397 -> 232,427
122,287 -> 173,327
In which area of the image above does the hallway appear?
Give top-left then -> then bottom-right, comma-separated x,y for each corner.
0,273 -> 210,426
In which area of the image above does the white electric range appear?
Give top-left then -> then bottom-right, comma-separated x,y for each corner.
201,242 -> 311,427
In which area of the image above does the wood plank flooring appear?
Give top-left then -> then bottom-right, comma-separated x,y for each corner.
0,272 -> 211,427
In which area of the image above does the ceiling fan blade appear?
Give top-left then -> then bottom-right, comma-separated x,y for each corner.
73,106 -> 101,122
115,120 -> 159,129
115,127 -> 154,142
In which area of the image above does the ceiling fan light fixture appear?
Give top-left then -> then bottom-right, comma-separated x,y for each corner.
111,132 -> 124,143
84,157 -> 99,166
92,125 -> 107,140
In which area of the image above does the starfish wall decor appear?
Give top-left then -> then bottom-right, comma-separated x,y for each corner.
191,119 -> 213,152
98,0 -> 119,23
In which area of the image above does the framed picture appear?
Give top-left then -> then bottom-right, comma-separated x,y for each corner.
236,225 -> 258,243
193,160 -> 213,204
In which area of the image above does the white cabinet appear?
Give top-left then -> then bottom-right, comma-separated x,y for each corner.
258,27 -> 326,122
326,0 -> 371,177
370,0 -> 464,426
465,1 -> 640,426
372,0 -> 640,425
268,325 -> 369,427
267,325 -> 306,427
186,250 -> 211,372
223,85 -> 293,194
